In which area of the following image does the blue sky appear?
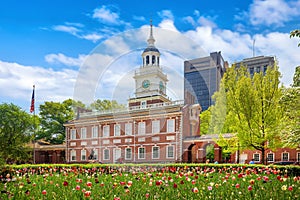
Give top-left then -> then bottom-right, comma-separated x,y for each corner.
0,0 -> 299,112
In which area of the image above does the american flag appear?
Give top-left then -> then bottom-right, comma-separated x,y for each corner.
30,85 -> 35,113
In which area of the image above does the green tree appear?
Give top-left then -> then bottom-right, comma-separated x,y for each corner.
0,103 -> 34,164
280,67 -> 300,147
90,99 -> 125,111
292,66 -> 300,87
37,99 -> 74,144
290,29 -> 300,47
214,64 -> 284,164
199,108 -> 211,135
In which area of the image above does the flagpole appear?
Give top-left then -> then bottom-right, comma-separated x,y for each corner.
30,85 -> 36,164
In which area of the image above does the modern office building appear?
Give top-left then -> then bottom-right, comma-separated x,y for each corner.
184,52 -> 227,111
64,23 -> 203,164
234,55 -> 275,77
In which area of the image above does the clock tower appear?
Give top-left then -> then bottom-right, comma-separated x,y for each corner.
129,21 -> 170,107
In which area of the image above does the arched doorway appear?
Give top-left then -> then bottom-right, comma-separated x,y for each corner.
187,144 -> 196,163
205,143 -> 215,163
196,142 -> 223,163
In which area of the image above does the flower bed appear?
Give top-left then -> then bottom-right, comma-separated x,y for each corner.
1,164 -> 299,199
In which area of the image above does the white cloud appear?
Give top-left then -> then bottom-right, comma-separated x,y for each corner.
52,24 -> 102,42
249,0 -> 300,26
193,10 -> 200,17
52,25 -> 81,36
158,10 -> 174,20
133,15 -> 146,21
81,33 -> 103,43
183,14 -> 217,29
64,22 -> 84,28
92,5 -> 121,25
183,16 -> 196,27
0,60 -> 77,110
158,19 -> 179,32
45,53 -> 86,67
197,16 -> 217,28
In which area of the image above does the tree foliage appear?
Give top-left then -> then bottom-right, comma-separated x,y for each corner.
90,99 -> 125,111
199,108 -> 211,135
290,29 -> 300,47
280,66 -> 300,147
0,103 -> 34,164
292,66 -> 300,87
37,99 -> 75,144
213,64 -> 284,164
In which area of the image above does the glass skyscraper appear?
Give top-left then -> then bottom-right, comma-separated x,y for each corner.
184,52 -> 227,111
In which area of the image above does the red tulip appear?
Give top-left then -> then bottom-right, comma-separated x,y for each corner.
192,187 -> 199,193
63,181 -> 68,186
84,191 -> 91,197
75,185 -> 80,191
86,182 -> 92,187
248,186 -> 252,191
42,190 -> 47,195
145,193 -> 150,198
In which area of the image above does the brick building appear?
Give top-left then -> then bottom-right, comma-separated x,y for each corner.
32,141 -> 65,164
64,22 -> 202,164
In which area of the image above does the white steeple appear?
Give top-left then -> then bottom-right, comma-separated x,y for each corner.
147,19 -> 155,47
131,21 -> 168,102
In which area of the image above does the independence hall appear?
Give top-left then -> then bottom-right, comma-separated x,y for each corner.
64,23 -> 202,164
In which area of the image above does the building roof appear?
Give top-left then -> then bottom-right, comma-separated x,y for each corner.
27,140 -> 66,151
143,46 -> 160,53
184,133 -> 234,142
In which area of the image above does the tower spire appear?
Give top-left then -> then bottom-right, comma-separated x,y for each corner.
147,19 -> 155,46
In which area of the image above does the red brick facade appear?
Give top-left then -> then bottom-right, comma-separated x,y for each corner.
65,100 -> 201,164
232,148 -> 300,164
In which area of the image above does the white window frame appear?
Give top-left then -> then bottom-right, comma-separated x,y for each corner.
138,122 -> 146,135
138,147 -> 145,159
297,152 -> 300,162
125,123 -> 132,135
70,129 -> 76,140
167,119 -> 175,133
152,146 -> 160,159
253,153 -> 260,162
103,149 -> 110,160
81,128 -> 87,139
267,153 -> 274,162
92,149 -> 98,160
141,101 -> 147,109
152,120 -> 160,134
282,152 -> 289,161
103,125 -> 110,137
125,148 -> 132,160
92,126 -> 98,138
166,145 -> 174,159
70,150 -> 76,161
114,124 -> 121,136
81,149 -> 86,161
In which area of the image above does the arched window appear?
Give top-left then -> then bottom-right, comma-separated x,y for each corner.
152,55 -> 155,65
146,56 -> 149,65
157,57 -> 160,66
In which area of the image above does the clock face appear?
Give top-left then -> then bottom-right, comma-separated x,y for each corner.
142,80 -> 150,89
159,81 -> 164,90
